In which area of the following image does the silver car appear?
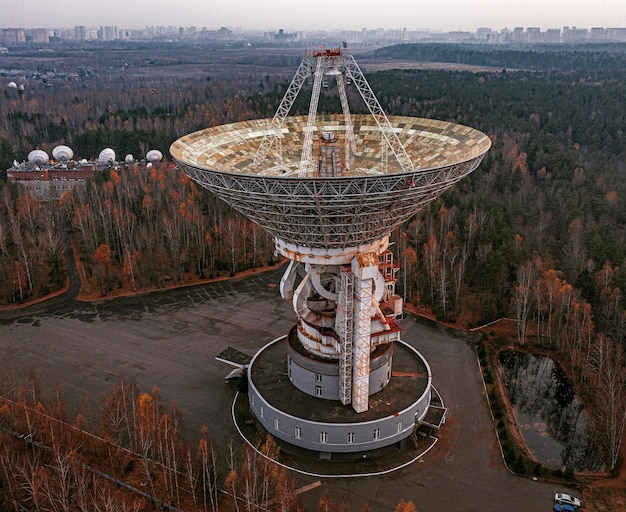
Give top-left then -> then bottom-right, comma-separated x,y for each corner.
554,493 -> 582,508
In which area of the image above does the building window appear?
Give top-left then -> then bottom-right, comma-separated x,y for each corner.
274,418 -> 279,430
320,431 -> 328,444
315,373 -> 322,383
374,428 -> 380,440
315,385 -> 322,397
347,432 -> 355,443
295,426 -> 302,439
397,420 -> 403,433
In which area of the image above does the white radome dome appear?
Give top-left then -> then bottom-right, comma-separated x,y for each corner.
28,149 -> 49,164
7,81 -> 18,89
124,154 -> 134,163
146,149 -> 163,162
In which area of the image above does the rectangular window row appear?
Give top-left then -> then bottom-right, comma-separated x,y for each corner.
260,411 -> 404,444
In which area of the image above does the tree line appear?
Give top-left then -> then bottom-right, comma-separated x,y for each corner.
0,372 -> 419,512
0,187 -> 65,303
61,164 -> 276,298
0,373 -> 296,511
0,167 -> 276,304
373,42 -> 626,72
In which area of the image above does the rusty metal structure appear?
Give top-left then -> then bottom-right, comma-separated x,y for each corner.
171,48 -> 491,456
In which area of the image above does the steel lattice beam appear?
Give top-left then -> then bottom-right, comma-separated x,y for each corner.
252,56 -> 314,169
336,73 -> 356,169
298,56 -> 324,177
344,55 -> 414,174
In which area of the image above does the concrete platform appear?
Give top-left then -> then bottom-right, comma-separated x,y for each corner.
250,337 -> 430,424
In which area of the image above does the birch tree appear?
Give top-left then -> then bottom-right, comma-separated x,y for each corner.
512,259 -> 539,346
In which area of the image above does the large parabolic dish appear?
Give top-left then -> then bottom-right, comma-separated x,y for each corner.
170,114 -> 491,253
171,49 -> 491,458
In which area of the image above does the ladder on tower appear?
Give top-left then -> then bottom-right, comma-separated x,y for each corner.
337,268 -> 354,405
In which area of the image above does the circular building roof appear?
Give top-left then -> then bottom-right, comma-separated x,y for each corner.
171,114 -> 490,250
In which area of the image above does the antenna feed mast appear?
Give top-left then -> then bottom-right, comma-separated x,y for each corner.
252,47 -> 414,177
306,46 -> 345,58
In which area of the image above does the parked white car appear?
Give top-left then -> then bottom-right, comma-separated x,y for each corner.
554,493 -> 582,508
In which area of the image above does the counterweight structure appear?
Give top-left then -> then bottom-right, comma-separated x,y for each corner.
171,48 -> 491,457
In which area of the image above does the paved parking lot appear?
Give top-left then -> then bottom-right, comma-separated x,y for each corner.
0,267 -> 569,511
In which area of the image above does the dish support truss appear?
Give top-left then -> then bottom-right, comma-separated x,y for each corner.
252,47 -> 414,177
181,158 -> 485,251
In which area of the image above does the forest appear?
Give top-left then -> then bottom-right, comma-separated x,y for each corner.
1,42 -> 626,509
373,42 -> 626,71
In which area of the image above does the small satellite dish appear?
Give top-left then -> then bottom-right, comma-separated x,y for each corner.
79,159 -> 88,165
28,149 -> 49,164
52,145 -> 73,161
146,149 -> 163,162
98,148 -> 116,165
7,81 -> 18,89
125,154 -> 134,163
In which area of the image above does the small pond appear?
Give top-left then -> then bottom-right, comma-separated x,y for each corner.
497,351 -> 604,472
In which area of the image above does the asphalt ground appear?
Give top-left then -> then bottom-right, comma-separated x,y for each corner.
0,267 -> 573,511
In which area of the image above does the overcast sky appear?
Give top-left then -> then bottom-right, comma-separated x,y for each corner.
4,0 -> 626,32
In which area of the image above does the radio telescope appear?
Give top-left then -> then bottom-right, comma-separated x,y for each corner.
98,148 -> 116,166
52,145 -> 73,162
28,150 -> 49,164
171,48 -> 490,458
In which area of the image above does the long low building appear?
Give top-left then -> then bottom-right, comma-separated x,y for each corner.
7,160 -> 96,201
7,146 -> 166,201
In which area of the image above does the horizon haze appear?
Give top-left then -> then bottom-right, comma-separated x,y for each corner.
3,0 -> 626,32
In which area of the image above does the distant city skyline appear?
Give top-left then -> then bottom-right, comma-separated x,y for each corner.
5,24 -> 626,47
3,0 -> 626,32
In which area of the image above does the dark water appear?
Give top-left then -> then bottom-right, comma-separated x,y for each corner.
497,351 -> 604,472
